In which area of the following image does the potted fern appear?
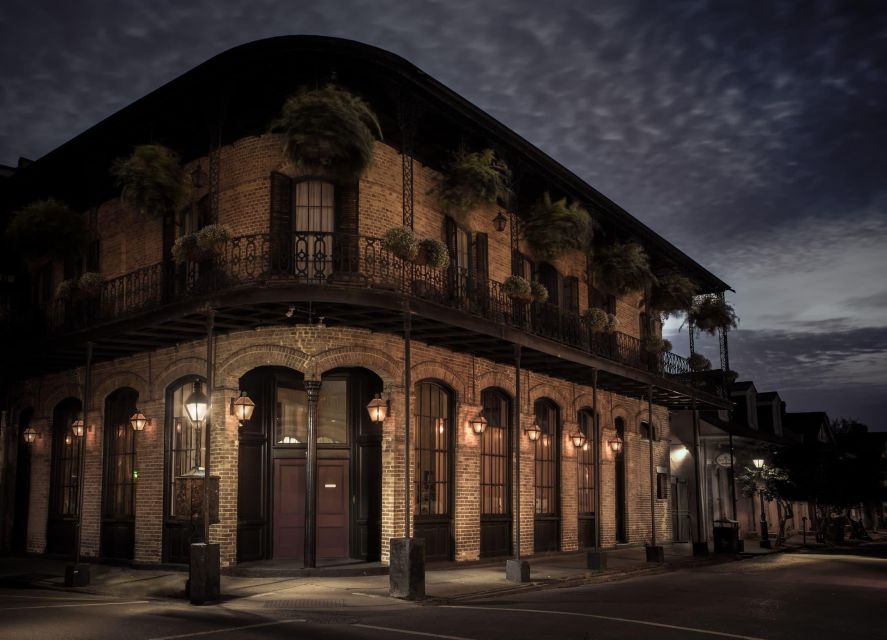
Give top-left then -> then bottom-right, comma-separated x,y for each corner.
607,313 -> 619,333
642,336 -> 673,354
432,148 -> 512,227
272,85 -> 382,179
688,352 -> 712,371
583,307 -> 609,332
6,199 -> 90,261
171,233 -> 199,265
503,275 -> 533,302
55,279 -> 78,301
649,274 -> 696,318
382,227 -> 419,262
78,272 -> 104,299
523,193 -> 592,260
530,281 -> 549,303
418,238 -> 450,269
111,144 -> 186,219
689,297 -> 739,335
591,241 -> 656,295
196,224 -> 232,258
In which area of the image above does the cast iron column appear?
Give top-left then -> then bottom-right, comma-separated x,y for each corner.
403,308 -> 412,536
647,385 -> 657,548
691,397 -> 708,555
513,344 -> 521,561
592,369 -> 600,551
203,310 -> 215,547
728,432 -> 738,520
72,342 -> 93,571
304,379 -> 322,568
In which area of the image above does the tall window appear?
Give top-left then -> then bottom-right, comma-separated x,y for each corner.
294,180 -> 335,279
317,379 -> 347,444
578,410 -> 596,515
275,379 -> 307,444
416,381 -> 452,516
481,389 -> 511,516
49,398 -> 82,518
167,379 -> 203,516
103,388 -> 138,521
534,399 -> 559,515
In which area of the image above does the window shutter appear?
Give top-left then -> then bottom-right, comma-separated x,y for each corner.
335,180 -> 359,272
607,294 -> 617,315
270,172 -> 293,270
445,216 -> 458,263
473,233 -> 489,282
511,249 -> 521,276
564,276 -> 579,313
86,239 -> 100,272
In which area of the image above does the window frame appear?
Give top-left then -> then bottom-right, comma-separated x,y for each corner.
480,388 -> 512,517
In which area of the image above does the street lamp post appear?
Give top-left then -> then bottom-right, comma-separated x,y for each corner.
752,458 -> 771,549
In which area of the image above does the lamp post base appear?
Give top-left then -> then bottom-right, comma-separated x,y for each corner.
188,543 -> 220,605
505,559 -> 531,582
64,563 -> 90,587
586,551 -> 607,571
389,538 -> 425,599
645,545 -> 665,563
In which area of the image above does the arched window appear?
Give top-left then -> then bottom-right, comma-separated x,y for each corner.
101,387 -> 138,560
416,381 -> 452,517
534,398 -> 560,552
577,409 -> 595,516
47,398 -> 82,555
163,377 -> 204,563
294,180 -> 335,280
480,388 -> 511,516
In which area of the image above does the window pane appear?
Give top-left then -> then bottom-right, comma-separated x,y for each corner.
416,382 -> 450,516
168,382 -> 202,516
318,380 -> 347,443
276,385 -> 307,444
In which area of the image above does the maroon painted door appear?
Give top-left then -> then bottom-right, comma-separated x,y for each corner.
317,460 -> 349,560
272,459 -> 305,560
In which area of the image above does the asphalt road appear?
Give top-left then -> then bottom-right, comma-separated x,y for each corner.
1,548 -> 885,640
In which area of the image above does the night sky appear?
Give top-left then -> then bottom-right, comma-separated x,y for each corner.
1,1 -> 885,429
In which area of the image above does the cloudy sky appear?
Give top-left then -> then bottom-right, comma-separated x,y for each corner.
1,1 -> 885,429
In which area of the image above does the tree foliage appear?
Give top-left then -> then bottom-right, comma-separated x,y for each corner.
5,198 -> 90,259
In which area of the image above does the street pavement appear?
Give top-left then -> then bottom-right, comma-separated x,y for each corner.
1,540 -> 884,639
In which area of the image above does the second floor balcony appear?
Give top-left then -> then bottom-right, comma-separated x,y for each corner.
34,231 -> 729,409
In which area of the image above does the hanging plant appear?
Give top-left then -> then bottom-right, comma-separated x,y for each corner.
689,296 -> 739,335
523,192 -> 592,260
591,240 -> 656,295
171,233 -> 199,265
583,307 -> 609,332
196,224 -> 232,255
607,313 -> 619,333
649,274 -> 696,318
688,352 -> 712,371
503,275 -> 533,301
530,281 -> 549,303
642,336 -> 672,354
55,279 -> 78,301
5,198 -> 90,259
272,85 -> 382,179
111,144 -> 186,218
78,272 -> 104,298
381,227 -> 419,262
432,148 -> 512,226
417,239 -> 450,269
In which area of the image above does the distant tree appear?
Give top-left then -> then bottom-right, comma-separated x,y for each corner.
738,465 -> 794,546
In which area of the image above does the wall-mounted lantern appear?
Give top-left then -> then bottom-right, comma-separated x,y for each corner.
72,417 -> 87,438
493,211 -> 508,233
609,436 -> 623,453
366,394 -> 388,424
130,411 -> 149,431
570,431 -> 587,449
231,391 -> 256,425
184,380 -> 208,424
469,414 -> 488,435
23,427 -> 40,444
525,420 -> 541,442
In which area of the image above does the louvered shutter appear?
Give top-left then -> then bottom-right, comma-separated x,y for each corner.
270,172 -> 293,272
474,233 -> 489,281
335,180 -> 360,272
564,276 -> 579,313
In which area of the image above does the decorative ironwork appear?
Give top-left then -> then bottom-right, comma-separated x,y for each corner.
209,130 -> 221,224
44,231 -> 698,383
398,99 -> 418,229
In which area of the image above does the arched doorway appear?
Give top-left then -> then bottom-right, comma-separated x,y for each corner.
46,398 -> 82,555
236,366 -> 382,564
614,416 -> 627,543
413,380 -> 455,561
533,398 -> 560,552
162,376 -> 205,564
577,408 -> 596,548
10,408 -> 34,554
480,387 -> 512,558
101,387 -> 138,560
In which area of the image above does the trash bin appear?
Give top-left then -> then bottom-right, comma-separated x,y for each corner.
713,519 -> 740,553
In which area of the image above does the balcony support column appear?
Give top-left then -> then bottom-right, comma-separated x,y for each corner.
66,341 -> 92,587
691,396 -> 709,556
645,384 -> 664,563
506,343 -> 530,582
586,368 -> 606,570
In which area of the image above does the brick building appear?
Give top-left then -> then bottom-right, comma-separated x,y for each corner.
0,37 -> 731,569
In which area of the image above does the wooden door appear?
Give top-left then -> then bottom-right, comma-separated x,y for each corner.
317,460 -> 349,560
272,459 -> 306,560
671,478 -> 691,543
101,388 -> 137,560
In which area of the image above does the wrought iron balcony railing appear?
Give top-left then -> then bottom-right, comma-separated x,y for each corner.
45,232 -> 702,384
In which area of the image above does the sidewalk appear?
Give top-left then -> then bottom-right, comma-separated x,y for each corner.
0,539 -> 800,606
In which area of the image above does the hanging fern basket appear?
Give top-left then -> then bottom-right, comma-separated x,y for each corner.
649,274 -> 696,317
689,297 -> 738,335
591,241 -> 656,295
6,198 -> 90,260
111,144 -> 185,218
503,275 -> 533,302
273,85 -> 382,180
432,148 -> 512,227
523,193 -> 592,260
